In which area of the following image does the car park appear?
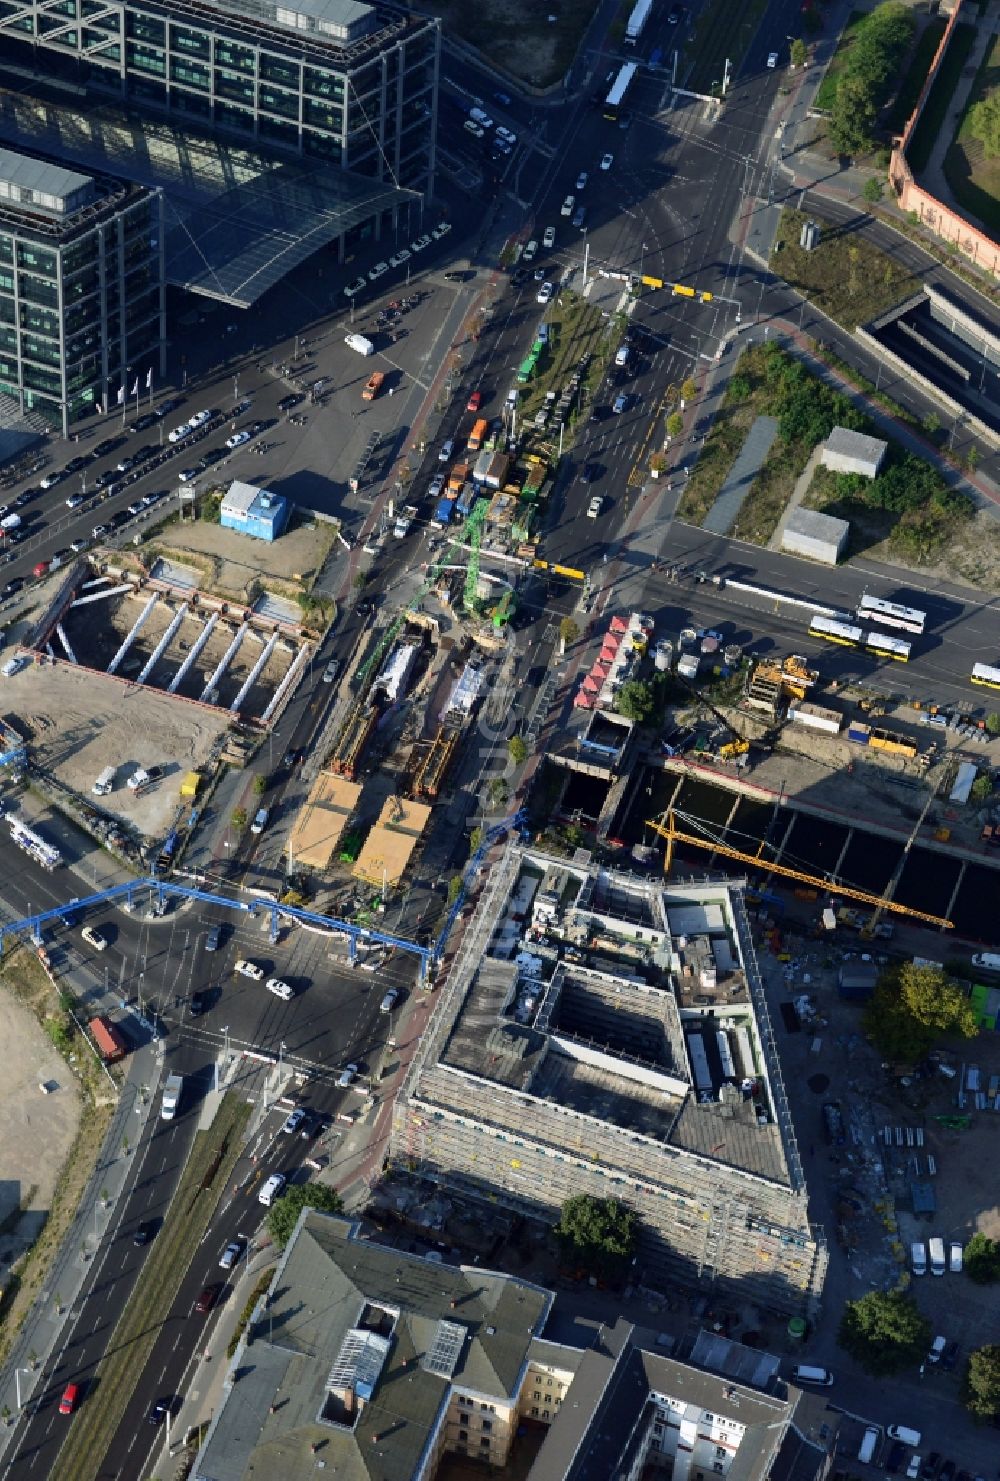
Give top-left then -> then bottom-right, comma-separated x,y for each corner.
178,468 -> 200,483
190,409 -> 212,427
886,1443 -> 907,1473
226,430 -> 250,450
368,260 -> 390,280
168,422 -> 192,443
949,1240 -> 962,1272
906,1458 -> 922,1480
40,470 -> 64,489
536,281 -> 554,305
939,1463 -> 955,1481
922,1453 -> 942,1479
282,1108 -> 306,1134
59,1383 -> 81,1416
410,233 -> 432,252
81,926 -> 107,951
344,276 -> 366,297
463,119 -> 484,138
561,194 -> 575,216
235,959 -> 264,980
942,1339 -> 959,1370
496,125 -> 516,144
338,1062 -> 359,1089
267,978 -> 294,1000
587,494 -> 604,518
542,226 -> 556,249
389,248 -> 411,267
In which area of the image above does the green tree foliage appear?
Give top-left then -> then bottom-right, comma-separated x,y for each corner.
965,1233 -> 1000,1284
863,175 -> 884,203
616,679 -> 654,723
266,1183 -> 343,1249
555,1195 -> 638,1279
863,962 -> 978,1061
767,352 -> 866,447
965,1344 -> 1000,1418
790,38 -> 808,68
253,774 -> 268,796
508,735 -> 528,766
729,374 -> 751,400
969,88 -> 1000,158
838,1290 -> 930,1374
559,617 -> 580,647
665,412 -> 685,440
971,772 -> 994,804
447,875 -> 463,904
985,713 -> 1000,736
231,807 -> 248,830
830,3 -> 915,153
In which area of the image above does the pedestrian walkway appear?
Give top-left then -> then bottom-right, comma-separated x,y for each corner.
768,443 -> 824,550
702,415 -> 779,535
0,1040 -> 161,1458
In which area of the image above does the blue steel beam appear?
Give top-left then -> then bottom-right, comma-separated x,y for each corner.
432,811 -> 528,968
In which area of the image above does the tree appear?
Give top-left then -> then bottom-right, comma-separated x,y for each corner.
837,1290 -> 930,1374
985,713 -> 1000,736
253,774 -> 268,797
680,377 -> 698,404
616,679 -> 654,723
231,807 -> 248,830
559,617 -> 580,651
863,962 -> 978,1061
353,570 -> 368,590
863,175 -> 883,203
554,1195 -> 638,1279
266,1183 -> 343,1250
447,875 -> 463,904
965,1344 -> 1000,1419
790,37 -> 808,68
971,772 -> 994,804
665,412 -> 684,440
508,735 -> 528,766
830,75 -> 877,155
965,1233 -> 1000,1284
969,88 -> 1000,158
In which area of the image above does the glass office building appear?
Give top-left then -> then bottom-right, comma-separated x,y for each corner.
0,149 -> 165,435
0,0 -> 439,197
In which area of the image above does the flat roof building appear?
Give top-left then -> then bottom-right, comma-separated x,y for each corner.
0,146 -> 164,435
2,0 -> 440,305
820,425 -> 887,479
220,479 -> 289,540
392,846 -> 828,1317
781,506 -> 849,566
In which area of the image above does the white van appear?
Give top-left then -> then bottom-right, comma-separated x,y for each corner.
911,1240 -> 927,1276
259,1172 -> 286,1207
887,1424 -> 922,1446
250,806 -> 269,835
92,765 -> 116,797
971,951 -> 1000,972
949,1240 -> 963,1273
927,1334 -> 946,1363
857,1426 -> 879,1464
791,1364 -> 833,1387
928,1236 -> 946,1275
344,333 -> 374,356
615,344 -> 630,368
1,655 -> 27,677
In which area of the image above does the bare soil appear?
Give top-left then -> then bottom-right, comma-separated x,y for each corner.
6,659 -> 230,837
149,515 -> 336,602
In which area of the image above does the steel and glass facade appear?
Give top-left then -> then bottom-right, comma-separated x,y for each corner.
0,152 -> 164,435
0,0 -> 439,196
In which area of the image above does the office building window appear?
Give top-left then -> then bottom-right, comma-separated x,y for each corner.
170,25 -> 209,58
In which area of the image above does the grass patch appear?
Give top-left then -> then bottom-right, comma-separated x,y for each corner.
814,9 -> 868,112
772,207 -> 921,328
686,0 -> 771,95
0,947 -> 116,1372
54,1094 -> 251,1481
907,21 -> 977,172
518,292 -> 615,444
886,17 -> 947,132
944,33 -> 1000,237
676,352 -> 768,527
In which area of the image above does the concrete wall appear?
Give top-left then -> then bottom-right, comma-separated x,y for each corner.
888,0 -> 1000,279
780,531 -> 841,566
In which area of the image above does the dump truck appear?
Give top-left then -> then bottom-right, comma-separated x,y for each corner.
362,371 -> 385,400
161,1072 -> 184,1121
393,504 -> 417,538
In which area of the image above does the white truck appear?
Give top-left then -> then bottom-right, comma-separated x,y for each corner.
676,653 -> 700,681
393,503 -> 417,539
161,1072 -> 183,1121
92,765 -> 116,797
344,333 -> 374,356
127,767 -> 149,791
0,512 -> 21,533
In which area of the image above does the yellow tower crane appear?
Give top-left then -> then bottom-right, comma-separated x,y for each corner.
646,810 -> 953,931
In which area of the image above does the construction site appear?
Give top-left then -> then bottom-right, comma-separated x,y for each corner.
390,843 -> 828,1317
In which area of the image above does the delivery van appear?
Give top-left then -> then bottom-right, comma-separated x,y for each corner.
911,1240 -> 927,1276
857,1426 -> 878,1463
344,333 -> 374,356
791,1365 -> 834,1387
928,1236 -> 946,1275
971,951 -> 1000,972
92,765 -> 116,797
887,1424 -> 922,1446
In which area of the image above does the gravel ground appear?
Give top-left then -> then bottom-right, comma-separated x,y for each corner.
3,659 -> 230,838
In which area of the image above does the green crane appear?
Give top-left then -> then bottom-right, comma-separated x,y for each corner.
462,498 -> 490,615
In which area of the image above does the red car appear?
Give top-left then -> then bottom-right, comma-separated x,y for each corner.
466,390 -> 483,412
59,1383 -> 80,1415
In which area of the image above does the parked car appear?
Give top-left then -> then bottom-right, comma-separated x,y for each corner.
536,281 -> 554,305
560,194 -> 575,217
343,276 -> 366,298
575,170 -> 588,190
235,959 -> 264,980
282,1108 -> 306,1134
267,977 -> 294,1001
338,1062 -> 359,1089
225,430 -> 250,450
438,439 -> 454,462
368,260 -> 390,280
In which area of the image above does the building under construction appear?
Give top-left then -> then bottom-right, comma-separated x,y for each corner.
391,845 -> 828,1318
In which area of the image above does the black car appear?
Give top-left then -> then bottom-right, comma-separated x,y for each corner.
2,577 -> 24,596
94,469 -> 117,489
132,412 -> 158,433
133,1221 -> 153,1246
277,393 -> 303,412
939,1463 -> 955,1481
189,990 -> 207,1017
886,1442 -> 906,1474
147,1397 -> 171,1425
93,436 -> 125,459
65,456 -> 89,476
155,396 -> 184,418
582,462 -> 601,484
13,488 -> 35,507
942,1339 -> 959,1370
590,404 -> 608,422
204,926 -> 221,952
922,1455 -> 942,1481
510,268 -> 528,286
